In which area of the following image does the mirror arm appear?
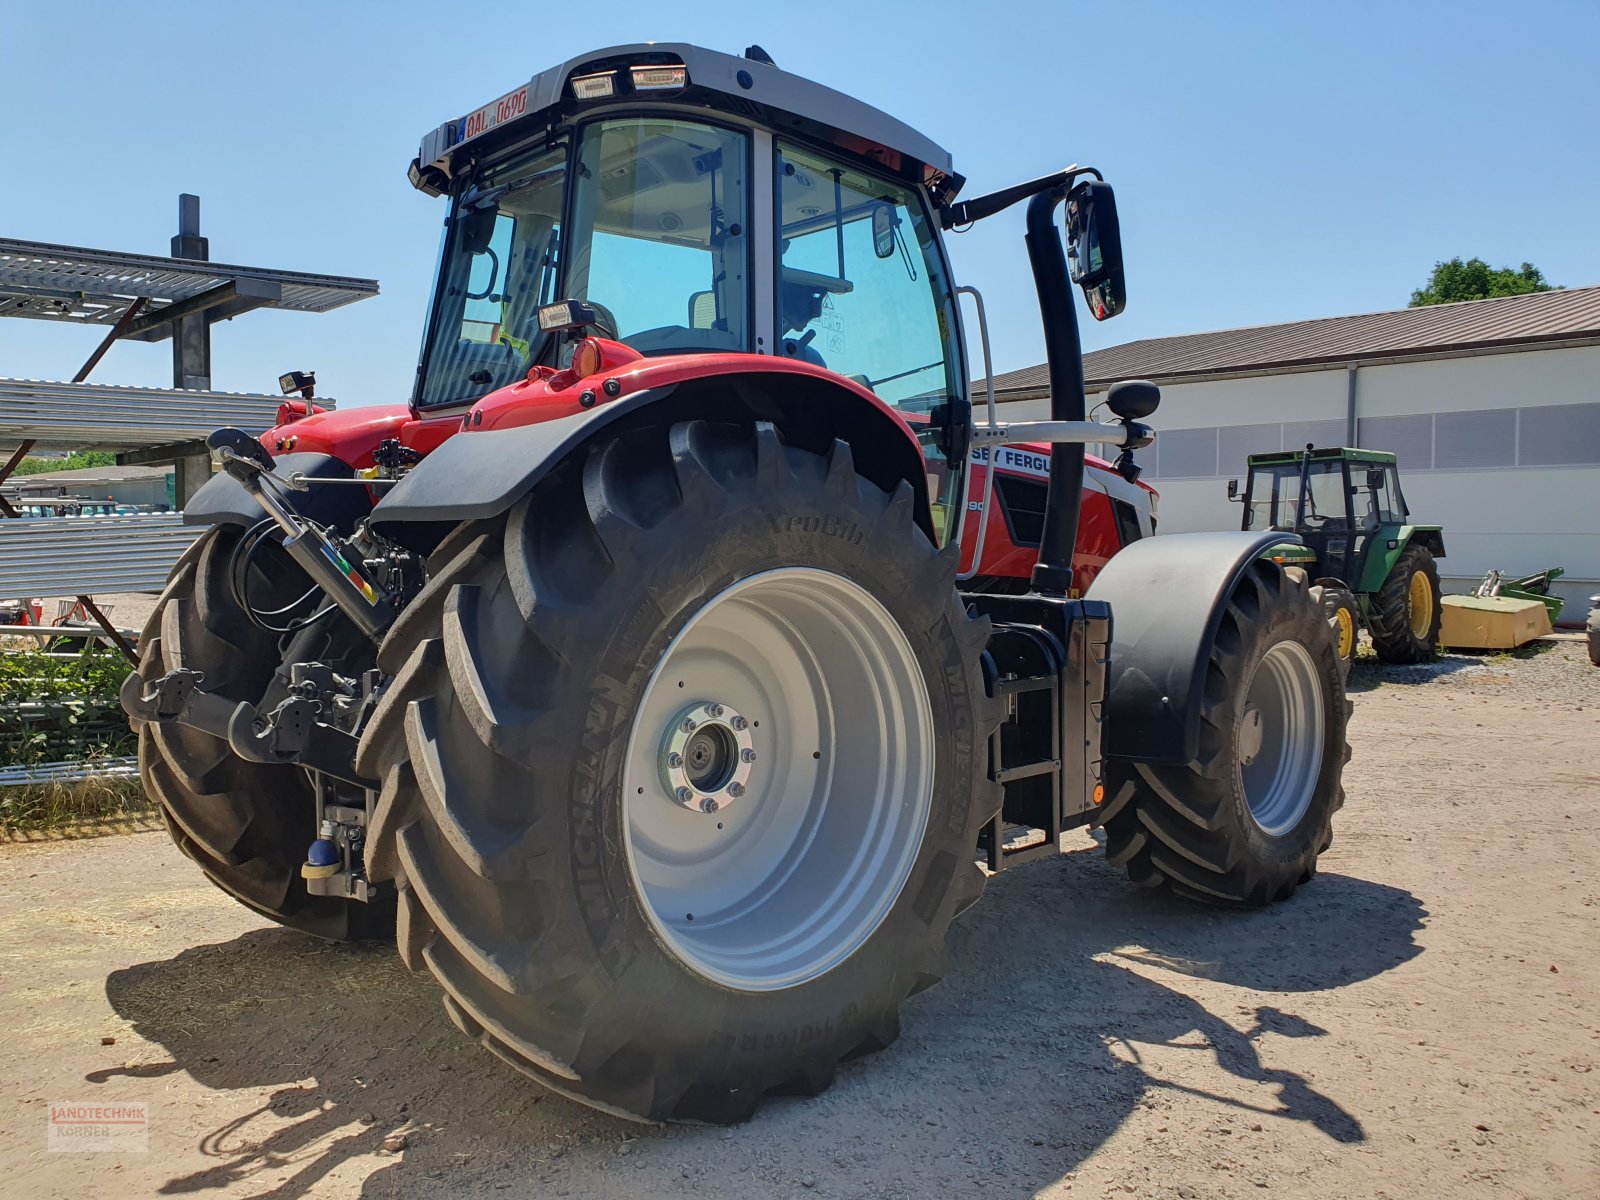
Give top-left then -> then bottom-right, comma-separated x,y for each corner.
939,165 -> 1101,230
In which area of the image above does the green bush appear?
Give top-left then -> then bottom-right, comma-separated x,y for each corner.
1,646 -> 148,832
0,646 -> 136,764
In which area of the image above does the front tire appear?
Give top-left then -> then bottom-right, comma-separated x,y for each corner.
1310,578 -> 1360,667
1368,544 -> 1441,663
357,420 -> 999,1123
1098,563 -> 1349,906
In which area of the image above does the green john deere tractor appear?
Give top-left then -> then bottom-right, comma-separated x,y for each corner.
1229,446 -> 1445,663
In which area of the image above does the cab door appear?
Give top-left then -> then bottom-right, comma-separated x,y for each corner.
774,142 -> 968,544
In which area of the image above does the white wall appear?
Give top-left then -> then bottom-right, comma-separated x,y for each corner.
994,344 -> 1600,614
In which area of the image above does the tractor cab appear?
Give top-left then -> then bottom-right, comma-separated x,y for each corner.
405,45 -> 973,542
1233,446 -> 1408,584
1231,446 -> 1446,663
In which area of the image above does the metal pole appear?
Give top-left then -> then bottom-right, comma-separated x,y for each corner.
1345,365 -> 1359,446
170,194 -> 214,508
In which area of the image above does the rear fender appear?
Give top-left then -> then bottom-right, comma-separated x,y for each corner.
1355,524 -> 1445,593
369,373 -> 934,551
182,452 -> 375,532
1086,531 -> 1300,765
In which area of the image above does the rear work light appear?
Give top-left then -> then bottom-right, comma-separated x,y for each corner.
630,64 -> 687,91
571,70 -> 616,100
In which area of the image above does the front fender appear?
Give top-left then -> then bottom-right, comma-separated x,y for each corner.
1086,530 -> 1299,766
182,452 -> 374,532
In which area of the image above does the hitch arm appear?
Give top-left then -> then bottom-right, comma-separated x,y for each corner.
120,668 -> 375,788
206,428 -> 396,640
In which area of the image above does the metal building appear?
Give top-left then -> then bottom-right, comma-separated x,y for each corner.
989,287 -> 1600,612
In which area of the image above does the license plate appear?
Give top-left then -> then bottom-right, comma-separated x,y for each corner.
457,84 -> 529,144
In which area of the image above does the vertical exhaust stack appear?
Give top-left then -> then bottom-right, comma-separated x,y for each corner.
1024,187 -> 1088,597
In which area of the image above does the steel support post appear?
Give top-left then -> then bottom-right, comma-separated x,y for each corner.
170,194 -> 214,507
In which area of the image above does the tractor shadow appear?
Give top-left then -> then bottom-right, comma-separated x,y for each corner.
102,852 -> 1425,1199
1345,650 -> 1489,692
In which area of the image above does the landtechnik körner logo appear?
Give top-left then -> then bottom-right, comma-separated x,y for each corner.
47,1101 -> 148,1153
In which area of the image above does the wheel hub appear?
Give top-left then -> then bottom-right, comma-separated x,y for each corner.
659,701 -> 755,814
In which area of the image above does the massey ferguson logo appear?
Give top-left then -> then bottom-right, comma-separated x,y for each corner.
971,446 -> 1051,480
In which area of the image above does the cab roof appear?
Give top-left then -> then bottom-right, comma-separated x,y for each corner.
411,42 -> 962,204
1248,447 -> 1398,466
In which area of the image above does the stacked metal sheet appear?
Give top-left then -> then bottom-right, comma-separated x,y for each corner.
0,377 -> 337,452
0,514 -> 202,595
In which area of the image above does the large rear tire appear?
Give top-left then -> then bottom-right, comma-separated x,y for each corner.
133,527 -> 393,941
1368,544 -> 1441,663
357,420 -> 999,1123
1098,563 -> 1349,906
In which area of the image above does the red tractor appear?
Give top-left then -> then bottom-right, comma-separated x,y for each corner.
125,44 -> 1344,1124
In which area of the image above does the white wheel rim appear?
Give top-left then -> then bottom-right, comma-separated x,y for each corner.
622,568 -> 934,991
1239,639 -> 1326,837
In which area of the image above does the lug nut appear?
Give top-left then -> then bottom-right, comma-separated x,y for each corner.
741,748 -> 756,763
681,718 -> 697,733
667,752 -> 683,769
730,715 -> 748,731
700,797 -> 720,813
727,782 -> 745,798
676,786 -> 695,804
706,703 -> 724,718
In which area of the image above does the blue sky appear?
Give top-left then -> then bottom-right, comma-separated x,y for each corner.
1,1 -> 1595,406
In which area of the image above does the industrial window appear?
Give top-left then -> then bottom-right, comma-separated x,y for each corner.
1357,414 -> 1434,471
1153,427 -> 1219,479
1356,402 -> 1600,471
1433,409 -> 1516,469
1219,423 -> 1282,471
1518,402 -> 1600,466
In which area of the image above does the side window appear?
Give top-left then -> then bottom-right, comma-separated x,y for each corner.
566,118 -> 749,356
775,145 -> 958,410
776,144 -> 965,542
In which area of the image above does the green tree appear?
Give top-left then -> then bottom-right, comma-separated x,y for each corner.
12,451 -> 118,476
1409,258 -> 1558,307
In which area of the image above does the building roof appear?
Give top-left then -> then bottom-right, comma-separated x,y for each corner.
985,285 -> 1600,400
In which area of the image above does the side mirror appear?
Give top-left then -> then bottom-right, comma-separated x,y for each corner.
1227,479 -> 1240,501
871,203 -> 896,259
688,290 -> 715,329
459,204 -> 499,255
1064,180 -> 1126,320
1105,378 -> 1160,421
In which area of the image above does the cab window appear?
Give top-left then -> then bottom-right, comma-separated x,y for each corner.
776,145 -> 959,410
564,118 -> 749,356
777,144 -> 965,540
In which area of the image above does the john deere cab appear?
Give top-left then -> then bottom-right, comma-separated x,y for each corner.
1230,446 -> 1445,662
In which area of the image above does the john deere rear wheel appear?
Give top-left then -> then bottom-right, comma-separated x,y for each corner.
1098,563 -> 1349,905
357,420 -> 1000,1123
133,527 -> 393,941
1368,544 -> 1441,663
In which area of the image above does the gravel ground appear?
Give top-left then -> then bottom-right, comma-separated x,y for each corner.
0,638 -> 1595,1199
